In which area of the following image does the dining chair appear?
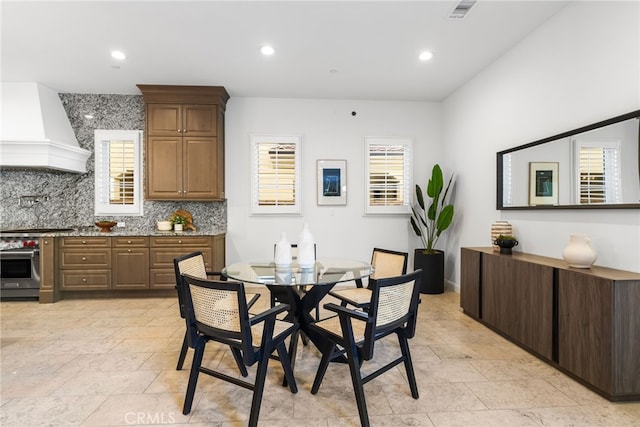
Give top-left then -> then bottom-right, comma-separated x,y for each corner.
174,251 -> 260,372
270,243 -> 321,321
179,273 -> 298,426
328,247 -> 408,309
309,270 -> 422,427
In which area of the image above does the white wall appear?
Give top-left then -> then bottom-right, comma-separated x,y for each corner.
225,97 -> 442,264
443,0 -> 640,281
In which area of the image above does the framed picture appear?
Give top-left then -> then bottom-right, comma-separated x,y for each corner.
317,159 -> 347,205
529,162 -> 559,205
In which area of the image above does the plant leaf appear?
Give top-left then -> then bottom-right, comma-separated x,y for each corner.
427,164 -> 443,199
415,185 -> 425,210
436,205 -> 454,232
410,217 -> 422,236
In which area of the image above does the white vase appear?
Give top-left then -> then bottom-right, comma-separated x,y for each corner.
491,220 -> 512,251
274,232 -> 292,267
297,223 -> 315,269
562,234 -> 597,268
174,223 -> 183,232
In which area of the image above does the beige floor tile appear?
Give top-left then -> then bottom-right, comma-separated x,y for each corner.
1,289 -> 639,426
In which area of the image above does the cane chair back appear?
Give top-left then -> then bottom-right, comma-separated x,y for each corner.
329,247 -> 408,308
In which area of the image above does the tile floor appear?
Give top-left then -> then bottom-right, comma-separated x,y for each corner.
1,289 -> 639,426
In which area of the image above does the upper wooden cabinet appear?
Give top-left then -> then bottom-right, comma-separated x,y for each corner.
137,85 -> 229,200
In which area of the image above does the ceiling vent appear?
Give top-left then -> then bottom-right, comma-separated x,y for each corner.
448,0 -> 477,19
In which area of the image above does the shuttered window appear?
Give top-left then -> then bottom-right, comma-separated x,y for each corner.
573,139 -> 621,204
364,137 -> 412,214
94,130 -> 143,216
502,153 -> 513,206
250,134 -> 302,214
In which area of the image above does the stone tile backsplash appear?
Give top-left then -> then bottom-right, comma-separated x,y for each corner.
0,93 -> 226,233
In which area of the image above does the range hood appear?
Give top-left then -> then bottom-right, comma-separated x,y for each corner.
0,82 -> 90,173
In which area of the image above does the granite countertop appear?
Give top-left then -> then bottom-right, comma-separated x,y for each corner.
40,227 -> 224,237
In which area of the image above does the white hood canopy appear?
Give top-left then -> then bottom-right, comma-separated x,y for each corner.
0,82 -> 90,173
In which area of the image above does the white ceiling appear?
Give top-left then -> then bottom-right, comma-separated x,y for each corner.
1,1 -> 569,101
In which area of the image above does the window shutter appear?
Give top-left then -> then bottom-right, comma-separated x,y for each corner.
250,135 -> 302,214
364,137 -> 412,214
578,144 -> 621,204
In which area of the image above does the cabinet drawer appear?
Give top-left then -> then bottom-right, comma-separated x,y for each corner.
113,237 -> 149,247
150,269 -> 180,289
60,270 -> 111,290
59,237 -> 111,247
60,249 -> 111,269
150,247 -> 213,269
150,236 -> 212,247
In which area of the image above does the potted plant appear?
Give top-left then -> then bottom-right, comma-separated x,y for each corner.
171,213 -> 188,232
410,164 -> 454,294
494,234 -> 519,254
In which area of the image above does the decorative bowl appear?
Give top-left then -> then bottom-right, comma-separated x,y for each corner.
95,221 -> 117,232
157,221 -> 172,231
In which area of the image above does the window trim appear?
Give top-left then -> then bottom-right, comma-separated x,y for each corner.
364,136 -> 412,215
250,134 -> 302,215
94,129 -> 143,217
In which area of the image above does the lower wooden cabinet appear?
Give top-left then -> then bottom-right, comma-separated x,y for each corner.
44,234 -> 224,298
112,237 -> 150,290
461,247 -> 640,401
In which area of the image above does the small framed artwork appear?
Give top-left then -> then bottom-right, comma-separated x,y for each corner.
317,159 -> 347,205
529,162 -> 559,205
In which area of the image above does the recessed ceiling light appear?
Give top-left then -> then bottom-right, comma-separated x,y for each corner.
419,51 -> 434,62
111,50 -> 126,60
260,45 -> 275,56
84,114 -> 94,119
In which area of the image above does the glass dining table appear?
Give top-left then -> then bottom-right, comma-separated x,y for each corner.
222,258 -> 373,352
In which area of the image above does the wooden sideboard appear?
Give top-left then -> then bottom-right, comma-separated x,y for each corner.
461,247 -> 640,401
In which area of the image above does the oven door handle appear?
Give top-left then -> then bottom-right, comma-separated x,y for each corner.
1,249 -> 40,258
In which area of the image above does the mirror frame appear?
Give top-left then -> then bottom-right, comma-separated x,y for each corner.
497,109 -> 640,210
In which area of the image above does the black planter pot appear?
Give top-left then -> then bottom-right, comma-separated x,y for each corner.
413,249 -> 444,294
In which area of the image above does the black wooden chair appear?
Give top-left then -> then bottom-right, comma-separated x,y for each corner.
179,273 -> 298,426
328,247 -> 408,309
173,251 -> 259,372
309,270 -> 422,427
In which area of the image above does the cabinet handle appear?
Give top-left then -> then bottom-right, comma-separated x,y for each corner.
44,240 -> 49,245
178,240 -> 183,244
82,240 -> 87,244
82,257 -> 87,261
127,240 -> 132,244
128,249 -> 132,253
82,278 -> 87,282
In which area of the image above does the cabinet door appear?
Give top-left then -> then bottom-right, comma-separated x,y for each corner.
183,104 -> 217,136
112,248 -> 150,289
183,136 -> 219,199
558,271 -> 613,394
482,254 -> 553,359
147,104 -> 182,135
147,136 -> 183,199
460,248 -> 481,318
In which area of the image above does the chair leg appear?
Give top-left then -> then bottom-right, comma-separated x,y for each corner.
176,332 -> 188,370
183,339 -> 205,415
344,341 -> 369,427
283,329 -> 300,387
248,346 -> 271,427
230,346 -> 248,377
276,341 -> 298,393
311,343 -> 337,394
398,331 -> 419,399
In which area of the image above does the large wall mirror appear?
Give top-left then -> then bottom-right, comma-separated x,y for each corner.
497,110 -> 640,209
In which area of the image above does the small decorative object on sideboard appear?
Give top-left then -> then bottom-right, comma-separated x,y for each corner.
491,220 -> 512,251
95,221 -> 117,232
562,234 -> 597,268
170,214 -> 187,232
494,234 -> 518,254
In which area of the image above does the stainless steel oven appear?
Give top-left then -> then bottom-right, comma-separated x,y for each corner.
0,228 -> 73,299
0,247 -> 41,298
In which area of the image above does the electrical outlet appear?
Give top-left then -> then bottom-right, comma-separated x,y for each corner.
117,222 -> 125,228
